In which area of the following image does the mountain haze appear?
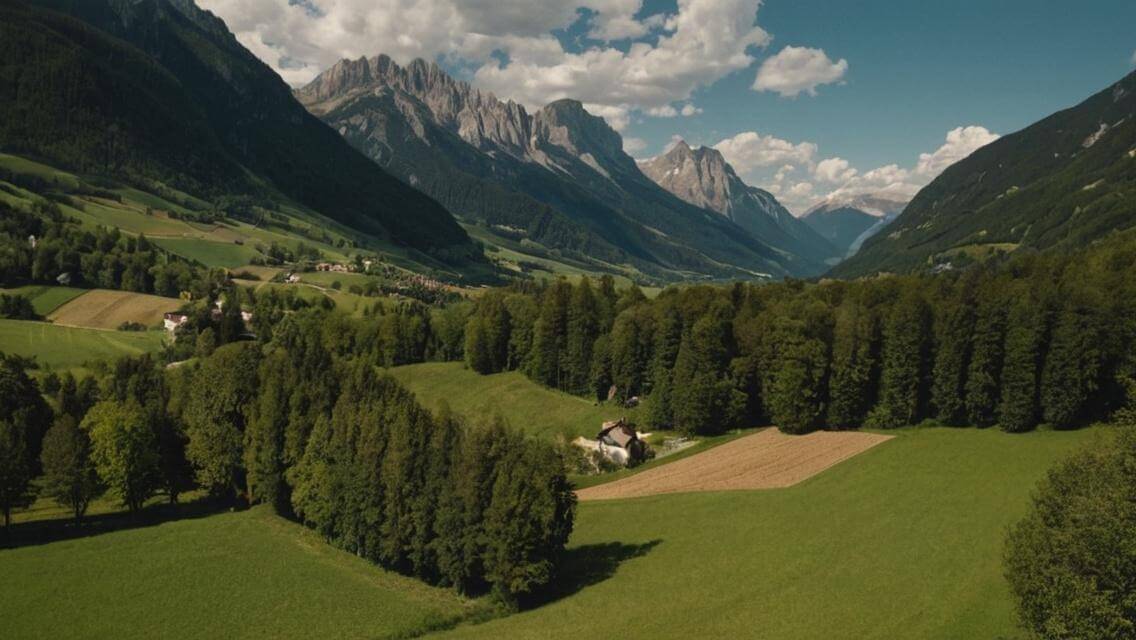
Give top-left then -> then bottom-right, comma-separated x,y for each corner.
801,194 -> 907,258
298,55 -> 829,279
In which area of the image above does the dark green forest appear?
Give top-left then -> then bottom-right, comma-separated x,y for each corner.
459,232 -> 1136,436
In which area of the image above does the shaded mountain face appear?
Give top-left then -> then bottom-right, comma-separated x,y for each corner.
299,55 -> 827,279
833,70 -> 1136,278
3,0 -> 480,265
640,141 -> 839,266
802,194 -> 907,258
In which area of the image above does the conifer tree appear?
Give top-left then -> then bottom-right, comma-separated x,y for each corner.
931,296 -> 975,425
1041,288 -> 1105,429
826,299 -> 877,429
999,295 -> 1048,433
867,292 -> 932,429
565,278 -> 600,393
965,293 -> 1008,426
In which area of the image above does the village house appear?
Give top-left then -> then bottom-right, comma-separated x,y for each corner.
163,313 -> 188,333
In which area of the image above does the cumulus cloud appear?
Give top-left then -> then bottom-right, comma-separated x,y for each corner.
645,103 -> 702,118
713,131 -> 817,175
752,46 -> 848,97
200,0 -> 771,128
914,126 -> 1000,177
712,125 -> 999,214
623,136 -> 648,154
814,157 -> 857,183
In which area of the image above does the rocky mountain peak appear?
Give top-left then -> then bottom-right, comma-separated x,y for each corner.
640,140 -> 736,215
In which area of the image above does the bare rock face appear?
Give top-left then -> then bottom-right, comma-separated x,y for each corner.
641,140 -> 839,263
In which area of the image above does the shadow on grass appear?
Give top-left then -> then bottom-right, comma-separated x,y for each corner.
1,498 -> 230,550
520,539 -> 662,610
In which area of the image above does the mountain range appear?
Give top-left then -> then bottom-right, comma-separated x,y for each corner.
834,69 -> 1136,277
1,0 -> 484,271
297,55 -> 831,280
801,194 -> 908,258
638,141 -> 840,267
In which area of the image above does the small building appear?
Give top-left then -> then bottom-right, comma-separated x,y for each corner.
163,313 -> 189,333
573,419 -> 651,467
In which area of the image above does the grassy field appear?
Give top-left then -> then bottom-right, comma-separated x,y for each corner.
437,426 -> 1100,639
48,289 -> 182,330
151,237 -> 263,269
388,362 -> 645,440
0,285 -> 86,315
0,319 -> 165,371
1,506 -> 486,640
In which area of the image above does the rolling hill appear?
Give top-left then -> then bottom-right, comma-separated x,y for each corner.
833,69 -> 1136,277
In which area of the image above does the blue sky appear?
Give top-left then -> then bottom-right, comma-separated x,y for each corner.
205,0 -> 1135,211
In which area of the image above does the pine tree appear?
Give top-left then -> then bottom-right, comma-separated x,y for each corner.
1041,288 -> 1106,429
565,278 -> 600,394
999,295 -> 1048,433
528,281 -> 570,388
931,295 -> 975,425
670,302 -> 741,436
867,292 -> 932,429
965,292 -> 1008,426
826,299 -> 877,429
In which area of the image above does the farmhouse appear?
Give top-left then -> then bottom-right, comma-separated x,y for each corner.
163,313 -> 188,333
574,419 -> 651,467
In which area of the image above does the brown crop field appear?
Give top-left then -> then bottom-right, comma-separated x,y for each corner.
577,428 -> 893,501
48,290 -> 182,330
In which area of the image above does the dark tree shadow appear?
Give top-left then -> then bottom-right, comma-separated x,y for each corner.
520,539 -> 662,610
1,498 -> 230,550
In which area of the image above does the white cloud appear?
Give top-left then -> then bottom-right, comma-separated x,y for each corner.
814,157 -> 857,183
623,136 -> 648,154
201,0 -> 772,129
645,103 -> 702,118
713,131 -> 817,175
914,126 -> 1000,177
712,125 -> 1000,215
752,46 -> 848,98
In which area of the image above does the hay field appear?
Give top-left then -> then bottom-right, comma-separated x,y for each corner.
48,290 -> 182,330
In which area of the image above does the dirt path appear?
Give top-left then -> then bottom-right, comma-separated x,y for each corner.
577,429 -> 893,501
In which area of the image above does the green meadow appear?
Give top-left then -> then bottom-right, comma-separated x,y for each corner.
1,506 -> 486,640
442,426 -> 1100,640
0,319 -> 165,371
1,285 -> 86,315
2,426 -> 1099,639
388,362 -> 646,440
151,237 -> 263,269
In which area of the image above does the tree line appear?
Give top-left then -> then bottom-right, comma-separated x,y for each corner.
0,304 -> 575,605
458,235 -> 1136,436
0,200 -> 221,297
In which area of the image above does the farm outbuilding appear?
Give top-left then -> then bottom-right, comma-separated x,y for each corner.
574,419 -> 651,467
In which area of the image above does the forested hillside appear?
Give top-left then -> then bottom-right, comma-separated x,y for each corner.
834,70 -> 1136,277
1,1 -> 481,266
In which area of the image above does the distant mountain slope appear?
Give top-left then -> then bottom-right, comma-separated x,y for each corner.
640,141 -> 838,267
1,0 -> 480,266
833,70 -> 1136,278
298,55 -> 819,280
801,194 -> 907,258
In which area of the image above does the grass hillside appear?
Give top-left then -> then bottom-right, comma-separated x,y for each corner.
0,285 -> 85,315
834,70 -> 1136,277
442,427 -> 1099,639
1,506 -> 485,639
388,362 -> 646,440
0,319 -> 165,371
48,289 -> 182,329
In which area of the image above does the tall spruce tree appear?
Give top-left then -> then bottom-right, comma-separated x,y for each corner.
826,298 -> 877,430
867,292 -> 932,429
998,294 -> 1048,433
931,294 -> 975,425
965,292 -> 1008,426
